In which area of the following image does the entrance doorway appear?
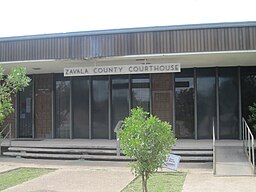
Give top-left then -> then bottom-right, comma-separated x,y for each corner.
152,74 -> 173,124
72,77 -> 90,139
175,69 -> 195,139
18,80 -> 33,138
35,74 -> 53,139
91,76 -> 109,139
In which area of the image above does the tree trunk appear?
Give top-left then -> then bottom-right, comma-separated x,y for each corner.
142,174 -> 145,192
144,177 -> 148,192
142,173 -> 148,192
144,172 -> 148,192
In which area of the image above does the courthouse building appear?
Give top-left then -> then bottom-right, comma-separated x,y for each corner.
1,21 -> 256,140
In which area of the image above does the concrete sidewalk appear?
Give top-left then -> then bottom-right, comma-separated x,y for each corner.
0,158 -> 134,192
1,157 -> 255,192
2,168 -> 134,192
182,168 -> 256,192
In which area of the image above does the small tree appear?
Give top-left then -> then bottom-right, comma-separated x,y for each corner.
119,107 -> 176,192
0,65 -> 30,126
249,102 -> 256,134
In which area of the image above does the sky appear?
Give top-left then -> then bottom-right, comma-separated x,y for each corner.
0,0 -> 256,37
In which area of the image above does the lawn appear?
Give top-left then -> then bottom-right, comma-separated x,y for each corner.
122,172 -> 186,192
0,167 -> 55,191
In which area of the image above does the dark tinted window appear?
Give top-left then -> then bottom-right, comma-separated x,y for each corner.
18,78 -> 33,138
131,74 -> 150,112
197,68 -> 216,139
92,76 -> 109,139
219,67 -> 239,139
175,69 -> 194,139
55,74 -> 70,138
72,77 -> 89,138
111,76 -> 129,139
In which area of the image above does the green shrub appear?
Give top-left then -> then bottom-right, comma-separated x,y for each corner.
249,102 -> 256,133
120,107 -> 176,192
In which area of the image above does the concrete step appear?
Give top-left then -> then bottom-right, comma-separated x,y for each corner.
181,156 -> 213,162
3,152 -> 131,161
3,151 -> 213,162
8,147 -> 117,155
3,146 -> 213,163
7,144 -> 116,150
172,150 -> 213,156
173,148 -> 212,152
8,147 -> 212,156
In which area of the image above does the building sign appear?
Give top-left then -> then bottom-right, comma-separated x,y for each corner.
64,63 -> 180,77
164,154 -> 181,171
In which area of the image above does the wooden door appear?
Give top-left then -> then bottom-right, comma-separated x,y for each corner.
35,74 -> 53,138
151,74 -> 173,124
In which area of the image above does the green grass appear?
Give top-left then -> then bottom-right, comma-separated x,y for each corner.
0,167 -> 55,191
122,172 -> 187,192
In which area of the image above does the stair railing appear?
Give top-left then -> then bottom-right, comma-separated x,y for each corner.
114,120 -> 123,156
212,118 -> 216,175
0,123 -> 12,155
242,118 -> 255,174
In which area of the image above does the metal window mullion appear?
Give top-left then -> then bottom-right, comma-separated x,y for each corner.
194,68 -> 197,140
149,74 -> 152,114
70,77 -> 73,139
52,74 -> 55,139
172,74 -> 176,136
238,67 -> 242,140
89,76 -> 92,139
108,76 -> 112,140
216,68 -> 220,140
128,75 -> 132,115
32,75 -> 35,139
16,92 -> 19,138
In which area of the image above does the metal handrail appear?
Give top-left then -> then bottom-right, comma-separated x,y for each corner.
114,120 -> 123,156
212,118 -> 216,175
0,123 -> 12,155
242,118 -> 255,174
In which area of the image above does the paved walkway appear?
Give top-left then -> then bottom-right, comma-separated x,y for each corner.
182,168 -> 256,192
0,157 -> 255,192
0,158 -> 134,192
0,164 -> 19,173
3,168 -> 133,192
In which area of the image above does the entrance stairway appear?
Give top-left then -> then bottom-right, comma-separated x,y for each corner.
2,143 -> 213,163
172,148 -> 213,162
3,146 -> 130,161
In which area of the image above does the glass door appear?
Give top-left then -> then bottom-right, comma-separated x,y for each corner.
131,74 -> 150,112
92,76 -> 109,139
111,76 -> 129,139
175,69 -> 195,139
72,77 -> 90,138
55,74 -> 71,138
219,68 -> 239,139
197,68 -> 216,139
18,81 -> 33,138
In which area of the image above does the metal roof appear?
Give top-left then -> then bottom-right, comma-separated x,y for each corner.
1,21 -> 256,42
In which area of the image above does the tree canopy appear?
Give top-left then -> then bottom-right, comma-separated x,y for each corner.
0,65 -> 30,125
120,107 -> 176,192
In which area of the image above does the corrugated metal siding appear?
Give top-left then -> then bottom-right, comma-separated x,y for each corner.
0,26 -> 256,62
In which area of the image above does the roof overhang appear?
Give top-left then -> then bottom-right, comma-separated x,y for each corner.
1,50 -> 256,75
